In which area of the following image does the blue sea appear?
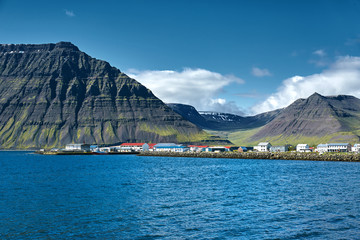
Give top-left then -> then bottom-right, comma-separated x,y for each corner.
1,151 -> 360,239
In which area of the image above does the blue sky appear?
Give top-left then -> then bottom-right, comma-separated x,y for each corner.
1,0 -> 360,114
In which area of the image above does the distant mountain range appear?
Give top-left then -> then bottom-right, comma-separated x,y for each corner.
0,42 -> 211,149
168,93 -> 360,146
167,103 -> 280,131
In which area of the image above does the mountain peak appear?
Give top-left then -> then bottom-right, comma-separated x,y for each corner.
54,41 -> 79,51
249,92 -> 360,144
309,92 -> 324,98
0,41 -> 80,53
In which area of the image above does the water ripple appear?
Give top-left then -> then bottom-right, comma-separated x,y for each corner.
1,152 -> 360,239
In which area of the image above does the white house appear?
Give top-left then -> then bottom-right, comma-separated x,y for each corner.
254,142 -> 272,152
316,143 -> 351,153
99,146 -> 117,153
296,144 -> 311,152
205,146 -> 230,152
188,145 -> 208,152
351,144 -> 360,153
328,143 -> 351,152
65,143 -> 91,152
316,144 -> 328,154
119,143 -> 149,152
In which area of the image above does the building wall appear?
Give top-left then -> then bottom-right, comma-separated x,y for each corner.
317,144 -> 351,153
65,144 -> 90,151
270,146 -> 288,152
254,144 -> 271,152
296,144 -> 310,152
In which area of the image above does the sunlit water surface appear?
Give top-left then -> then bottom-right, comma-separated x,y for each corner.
1,151 -> 360,239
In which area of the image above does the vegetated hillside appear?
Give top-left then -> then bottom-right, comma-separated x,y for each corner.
167,103 -> 281,131
0,42 -> 208,149
229,93 -> 360,146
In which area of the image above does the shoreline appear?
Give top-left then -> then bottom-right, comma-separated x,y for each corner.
34,151 -> 139,155
3,150 -> 360,162
138,151 -> 360,162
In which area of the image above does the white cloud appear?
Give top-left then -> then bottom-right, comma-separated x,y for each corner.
253,56 -> 360,114
252,67 -> 272,77
309,59 -> 328,67
127,68 -> 244,114
310,49 -> 328,66
345,37 -> 360,46
313,49 -> 326,57
209,99 -> 245,115
65,9 -> 75,17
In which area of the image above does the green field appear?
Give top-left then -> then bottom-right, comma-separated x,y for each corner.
206,128 -> 360,147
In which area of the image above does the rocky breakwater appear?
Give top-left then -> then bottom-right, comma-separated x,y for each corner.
138,151 -> 360,162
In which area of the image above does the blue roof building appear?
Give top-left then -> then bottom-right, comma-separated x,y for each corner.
154,143 -> 189,152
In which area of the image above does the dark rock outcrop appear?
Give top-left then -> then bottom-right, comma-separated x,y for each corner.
0,42 -> 205,148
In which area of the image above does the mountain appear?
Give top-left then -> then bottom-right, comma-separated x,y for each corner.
166,103 -> 210,129
199,110 -> 281,130
0,42 -> 207,149
168,93 -> 360,146
167,103 -> 281,130
231,93 -> 360,146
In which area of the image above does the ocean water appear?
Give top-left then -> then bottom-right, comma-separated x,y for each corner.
0,151 -> 360,239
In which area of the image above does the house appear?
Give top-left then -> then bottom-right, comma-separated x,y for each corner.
296,144 -> 311,152
238,147 -> 248,152
270,145 -> 290,152
205,146 -> 230,152
316,143 -> 351,153
148,143 -> 157,151
245,147 -> 254,151
188,145 -> 208,152
316,144 -> 328,154
99,146 -> 117,153
153,143 -> 177,151
328,143 -> 351,152
90,145 -> 99,152
253,142 -> 272,152
119,143 -> 149,152
352,144 -> 360,153
65,143 -> 91,152
225,146 -> 240,152
153,143 -> 189,152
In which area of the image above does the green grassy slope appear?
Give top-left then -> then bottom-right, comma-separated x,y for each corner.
215,127 -> 360,147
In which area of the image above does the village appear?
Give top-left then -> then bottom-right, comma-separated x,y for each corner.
40,142 -> 360,154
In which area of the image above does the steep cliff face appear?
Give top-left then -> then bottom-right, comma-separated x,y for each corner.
166,103 -> 211,129
0,42 -> 204,148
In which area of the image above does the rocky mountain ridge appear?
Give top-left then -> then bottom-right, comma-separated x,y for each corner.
249,92 -> 360,143
167,103 -> 281,131
0,42 -> 206,148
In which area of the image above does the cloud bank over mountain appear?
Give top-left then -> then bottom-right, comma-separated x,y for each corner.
128,68 -> 244,114
253,56 -> 360,114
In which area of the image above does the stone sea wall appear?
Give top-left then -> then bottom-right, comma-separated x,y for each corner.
139,151 -> 360,162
